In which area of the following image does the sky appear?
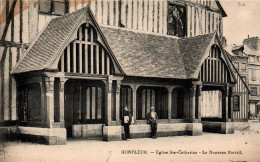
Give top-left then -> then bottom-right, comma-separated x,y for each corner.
220,0 -> 260,45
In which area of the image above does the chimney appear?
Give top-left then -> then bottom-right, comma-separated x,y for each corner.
243,36 -> 260,50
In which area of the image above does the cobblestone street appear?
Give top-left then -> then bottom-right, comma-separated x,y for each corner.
1,122 -> 259,162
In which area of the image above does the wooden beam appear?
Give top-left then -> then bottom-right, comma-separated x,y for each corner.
143,0 -> 148,31
159,0 -> 163,34
163,0 -> 167,34
102,48 -> 105,75
73,42 -> 76,73
109,0 -> 114,26
79,43 -> 82,73
133,0 -> 138,30
96,45 -> 99,74
106,55 -> 110,75
115,0 -> 119,26
90,29 -> 94,74
142,89 -> 145,119
148,0 -> 153,32
92,87 -> 96,119
103,0 -> 108,25
59,80 -> 65,127
127,0 -> 132,28
61,52 -> 64,72
97,0 -> 102,23
85,45 -> 88,73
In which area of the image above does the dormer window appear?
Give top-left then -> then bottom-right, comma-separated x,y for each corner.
167,4 -> 187,37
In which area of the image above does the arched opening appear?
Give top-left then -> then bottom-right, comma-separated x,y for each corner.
136,86 -> 168,120
64,79 -> 105,137
172,87 -> 188,119
120,85 -> 133,120
17,83 -> 42,122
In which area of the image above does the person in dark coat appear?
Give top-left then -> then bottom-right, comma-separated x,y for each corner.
146,107 -> 158,139
122,106 -> 132,140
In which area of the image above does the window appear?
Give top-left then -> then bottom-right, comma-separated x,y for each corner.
39,0 -> 69,15
233,95 -> 240,111
251,70 -> 256,81
241,63 -> 246,72
233,62 -> 239,70
168,4 -> 187,37
250,87 -> 257,96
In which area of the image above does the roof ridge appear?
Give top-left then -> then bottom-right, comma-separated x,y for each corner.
100,25 -> 181,40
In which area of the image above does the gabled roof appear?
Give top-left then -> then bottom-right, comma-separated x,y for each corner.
12,8 -> 86,74
100,26 -> 214,79
178,33 -> 214,78
12,7 -> 124,75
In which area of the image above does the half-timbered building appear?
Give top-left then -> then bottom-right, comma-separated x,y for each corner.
0,0 -> 248,144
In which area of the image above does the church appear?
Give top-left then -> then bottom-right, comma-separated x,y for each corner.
0,0 -> 249,144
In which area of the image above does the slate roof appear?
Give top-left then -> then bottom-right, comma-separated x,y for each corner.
100,26 -> 214,79
12,6 -> 215,80
12,8 -> 88,74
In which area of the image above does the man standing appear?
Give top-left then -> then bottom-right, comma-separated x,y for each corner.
146,107 -> 158,139
123,106 -> 132,141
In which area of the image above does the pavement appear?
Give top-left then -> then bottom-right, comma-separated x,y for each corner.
0,122 -> 260,162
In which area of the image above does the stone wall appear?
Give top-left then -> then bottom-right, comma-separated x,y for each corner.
0,126 -> 66,145
202,122 -> 234,134
234,122 -> 250,131
72,124 -> 103,138
126,123 -> 202,139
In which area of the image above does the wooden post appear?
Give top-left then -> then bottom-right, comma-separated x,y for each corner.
59,78 -> 65,128
225,84 -> 229,122
198,85 -> 202,122
115,80 -> 121,124
105,76 -> 113,126
167,87 -> 174,122
190,85 -> 196,122
129,84 -> 139,123
40,81 -> 46,126
45,77 -> 55,128
230,87 -> 234,122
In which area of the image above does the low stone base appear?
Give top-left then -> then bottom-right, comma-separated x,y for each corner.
18,127 -> 67,145
72,124 -> 103,138
202,122 -> 234,134
187,123 -> 203,136
103,126 -> 122,141
125,123 -> 202,139
0,126 -> 67,145
221,122 -> 234,134
0,126 -> 18,142
234,122 -> 250,131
